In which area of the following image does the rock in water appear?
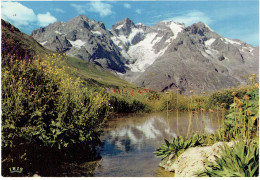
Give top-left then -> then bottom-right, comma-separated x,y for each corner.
159,141 -> 235,177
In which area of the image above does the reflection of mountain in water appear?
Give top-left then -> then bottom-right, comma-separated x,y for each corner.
101,112 -> 219,154
103,116 -> 177,153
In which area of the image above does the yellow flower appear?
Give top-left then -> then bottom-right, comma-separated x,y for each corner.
246,110 -> 252,116
251,116 -> 257,122
244,95 -> 250,101
232,92 -> 237,96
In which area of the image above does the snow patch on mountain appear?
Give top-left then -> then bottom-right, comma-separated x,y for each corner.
116,24 -> 124,30
221,37 -> 241,45
40,41 -> 48,46
91,31 -> 102,35
168,21 -> 184,39
126,33 -> 167,72
204,38 -> 215,46
111,19 -> 186,72
55,30 -> 63,35
68,39 -> 86,48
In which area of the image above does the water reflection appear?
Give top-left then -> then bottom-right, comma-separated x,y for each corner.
94,111 -> 220,177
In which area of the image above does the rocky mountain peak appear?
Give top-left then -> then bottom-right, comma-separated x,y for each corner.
66,15 -> 91,29
29,16 -> 258,94
111,18 -> 136,36
31,15 -> 127,73
185,21 -> 213,36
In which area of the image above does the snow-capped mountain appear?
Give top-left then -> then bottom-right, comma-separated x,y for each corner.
110,18 -> 185,73
134,22 -> 258,93
31,15 -> 259,94
31,15 -> 127,73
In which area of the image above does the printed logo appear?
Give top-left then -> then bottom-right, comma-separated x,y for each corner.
9,167 -> 23,173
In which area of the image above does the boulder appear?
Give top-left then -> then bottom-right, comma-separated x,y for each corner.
159,141 -> 235,177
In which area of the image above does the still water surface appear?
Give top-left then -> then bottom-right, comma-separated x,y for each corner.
93,111 -> 221,177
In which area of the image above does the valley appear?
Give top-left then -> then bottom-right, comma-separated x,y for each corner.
1,15 -> 259,177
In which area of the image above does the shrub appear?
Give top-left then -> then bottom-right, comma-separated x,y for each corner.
197,140 -> 259,177
2,55 -> 111,150
154,133 -> 206,160
207,85 -> 258,109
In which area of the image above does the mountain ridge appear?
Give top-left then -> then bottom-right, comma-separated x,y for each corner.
30,15 -> 259,94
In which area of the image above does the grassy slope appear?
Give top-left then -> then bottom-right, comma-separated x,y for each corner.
2,19 -> 135,90
64,56 -> 135,89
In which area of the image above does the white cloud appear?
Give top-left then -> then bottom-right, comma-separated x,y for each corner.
124,3 -> 131,9
71,3 -> 86,14
136,9 -> 142,14
1,1 -> 37,26
88,1 -> 113,17
37,12 -> 57,26
170,11 -> 212,26
1,2 -> 57,28
71,2 -> 113,17
54,8 -> 65,13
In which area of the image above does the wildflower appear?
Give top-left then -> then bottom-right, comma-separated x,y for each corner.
216,102 -> 220,105
237,123 -> 243,128
244,95 -> 250,101
221,103 -> 225,107
114,89 -> 117,93
246,110 -> 252,116
190,90 -> 194,94
209,109 -> 214,112
165,91 -> 169,94
201,108 -> 205,112
202,92 -> 206,95
237,102 -> 243,108
238,108 -> 243,112
232,92 -> 237,96
251,116 -> 257,122
255,83 -> 259,88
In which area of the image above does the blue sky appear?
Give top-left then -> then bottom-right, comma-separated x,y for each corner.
1,0 -> 259,46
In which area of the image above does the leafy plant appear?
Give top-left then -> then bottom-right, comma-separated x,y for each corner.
154,133 -> 205,160
196,140 -> 259,177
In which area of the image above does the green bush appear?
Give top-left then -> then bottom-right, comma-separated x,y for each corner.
2,55 -> 111,150
207,85 -> 258,109
197,140 -> 259,177
109,92 -> 150,113
154,133 -> 206,160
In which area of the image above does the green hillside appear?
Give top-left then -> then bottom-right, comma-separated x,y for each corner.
1,19 -> 134,89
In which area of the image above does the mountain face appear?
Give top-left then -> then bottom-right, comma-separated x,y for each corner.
133,22 -> 259,94
31,15 -> 259,94
31,15 -> 126,73
110,18 -> 185,82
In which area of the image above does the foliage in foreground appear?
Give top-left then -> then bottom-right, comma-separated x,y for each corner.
154,133 -> 205,160
155,83 -> 259,177
196,140 -> 259,177
2,54 -> 111,150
